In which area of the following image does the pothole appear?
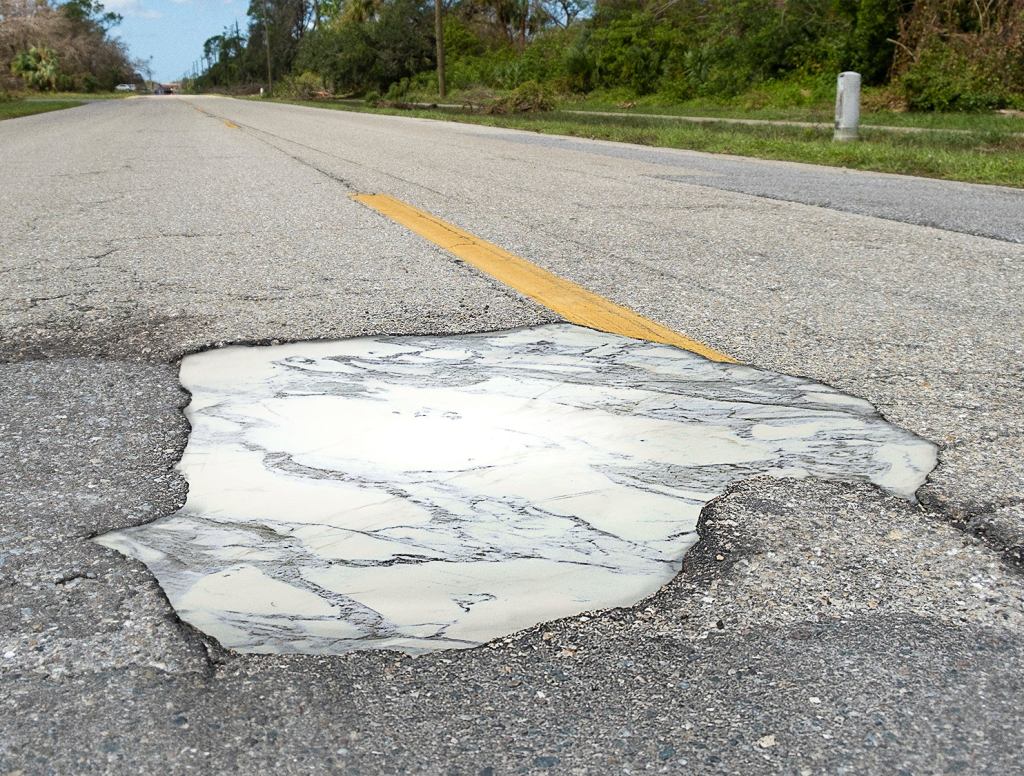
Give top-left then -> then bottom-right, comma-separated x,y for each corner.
95,323 -> 936,654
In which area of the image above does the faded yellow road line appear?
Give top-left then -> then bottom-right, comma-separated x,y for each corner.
354,193 -> 736,363
186,102 -> 238,129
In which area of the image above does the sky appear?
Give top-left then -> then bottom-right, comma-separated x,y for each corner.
103,0 -> 249,82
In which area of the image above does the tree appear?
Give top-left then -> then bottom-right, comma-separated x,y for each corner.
11,44 -> 63,89
1,0 -> 134,91
244,0 -> 310,87
542,0 -> 589,27
59,0 -> 120,31
198,24 -> 247,88
296,0 -> 433,93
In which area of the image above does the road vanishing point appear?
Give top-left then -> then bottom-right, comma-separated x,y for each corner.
2,96 -> 1024,774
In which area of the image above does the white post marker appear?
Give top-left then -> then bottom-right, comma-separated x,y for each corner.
834,71 -> 861,141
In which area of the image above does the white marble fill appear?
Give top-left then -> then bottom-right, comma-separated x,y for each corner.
96,324 -> 937,654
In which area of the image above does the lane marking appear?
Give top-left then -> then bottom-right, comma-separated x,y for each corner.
186,102 -> 237,129
354,193 -> 736,363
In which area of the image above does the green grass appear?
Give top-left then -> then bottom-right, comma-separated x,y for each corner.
567,99 -> 1024,133
273,98 -> 1024,188
565,85 -> 1024,132
28,91 -> 133,101
403,79 -> 1024,132
0,99 -> 85,120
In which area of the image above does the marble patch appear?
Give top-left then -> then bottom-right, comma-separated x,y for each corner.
96,324 -> 936,654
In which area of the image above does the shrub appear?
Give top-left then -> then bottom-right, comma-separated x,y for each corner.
588,13 -> 671,95
11,46 -> 64,91
484,79 -> 555,113
562,42 -> 594,93
892,0 -> 1024,111
899,44 -> 1020,111
297,0 -> 433,94
277,71 -> 327,99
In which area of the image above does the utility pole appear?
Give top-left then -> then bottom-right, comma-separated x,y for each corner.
262,0 -> 273,96
231,20 -> 242,89
434,0 -> 445,99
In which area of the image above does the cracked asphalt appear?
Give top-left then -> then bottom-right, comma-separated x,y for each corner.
2,96 -> 1023,774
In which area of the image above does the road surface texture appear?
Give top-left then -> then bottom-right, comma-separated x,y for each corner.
2,96 -> 1023,774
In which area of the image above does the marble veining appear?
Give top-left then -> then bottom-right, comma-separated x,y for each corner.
96,324 -> 937,654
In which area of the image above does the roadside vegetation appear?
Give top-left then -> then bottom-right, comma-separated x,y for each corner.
0,92 -> 82,118
0,0 -> 140,117
190,0 -> 1024,114
186,0 -> 1022,183
564,92 -> 1024,133
275,97 -> 1024,187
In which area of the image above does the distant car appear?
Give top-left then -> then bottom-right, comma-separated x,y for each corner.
152,85 -> 174,95
115,83 -> 136,92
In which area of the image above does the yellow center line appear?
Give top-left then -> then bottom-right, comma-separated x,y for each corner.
185,102 -> 237,129
353,193 -> 736,363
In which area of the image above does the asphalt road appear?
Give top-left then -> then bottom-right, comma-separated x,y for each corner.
2,96 -> 1023,774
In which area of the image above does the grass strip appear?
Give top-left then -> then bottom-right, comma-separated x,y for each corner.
273,99 -> 1024,188
0,100 -> 84,121
565,99 -> 1024,133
